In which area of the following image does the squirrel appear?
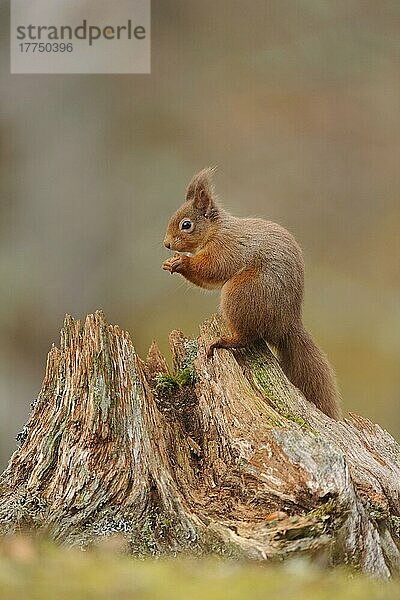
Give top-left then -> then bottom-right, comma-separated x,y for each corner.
162,168 -> 341,420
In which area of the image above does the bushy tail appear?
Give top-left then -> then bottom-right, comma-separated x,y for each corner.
276,322 -> 341,419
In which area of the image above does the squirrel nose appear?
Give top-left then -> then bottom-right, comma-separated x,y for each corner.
164,240 -> 171,249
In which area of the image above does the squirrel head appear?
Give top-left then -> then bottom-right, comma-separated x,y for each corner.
164,167 -> 220,254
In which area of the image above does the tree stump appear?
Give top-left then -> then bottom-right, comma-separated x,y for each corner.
0,311 -> 399,577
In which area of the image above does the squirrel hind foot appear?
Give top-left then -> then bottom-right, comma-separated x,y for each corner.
206,336 -> 249,359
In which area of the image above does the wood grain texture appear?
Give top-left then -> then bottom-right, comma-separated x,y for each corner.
0,311 -> 399,576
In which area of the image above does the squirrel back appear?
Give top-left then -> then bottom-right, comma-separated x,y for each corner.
163,168 -> 341,419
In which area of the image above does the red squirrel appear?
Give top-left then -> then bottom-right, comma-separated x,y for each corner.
162,168 -> 341,420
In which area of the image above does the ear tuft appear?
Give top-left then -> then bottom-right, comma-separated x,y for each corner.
185,167 -> 218,217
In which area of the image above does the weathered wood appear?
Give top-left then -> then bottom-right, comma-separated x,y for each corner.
0,311 -> 399,576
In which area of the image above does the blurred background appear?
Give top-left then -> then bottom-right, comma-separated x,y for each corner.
0,0 -> 399,467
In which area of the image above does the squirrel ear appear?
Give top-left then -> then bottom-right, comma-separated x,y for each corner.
185,167 -> 217,218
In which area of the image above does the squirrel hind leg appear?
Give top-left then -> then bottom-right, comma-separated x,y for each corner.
206,335 -> 252,358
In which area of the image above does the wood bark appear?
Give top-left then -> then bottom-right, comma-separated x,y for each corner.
0,310 -> 399,577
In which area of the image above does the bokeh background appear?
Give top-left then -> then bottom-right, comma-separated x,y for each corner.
0,0 -> 399,467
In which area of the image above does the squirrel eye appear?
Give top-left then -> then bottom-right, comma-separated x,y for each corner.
180,219 -> 193,232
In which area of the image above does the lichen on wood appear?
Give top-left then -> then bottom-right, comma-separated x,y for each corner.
0,310 -> 399,577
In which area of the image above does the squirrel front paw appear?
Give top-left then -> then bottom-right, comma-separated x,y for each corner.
162,254 -> 184,274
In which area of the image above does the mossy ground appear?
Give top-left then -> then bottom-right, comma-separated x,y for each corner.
0,536 -> 398,600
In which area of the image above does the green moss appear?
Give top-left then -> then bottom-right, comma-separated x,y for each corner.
129,510 -> 200,558
390,516 -> 400,539
153,338 -> 198,401
281,412 -> 315,432
366,500 -> 389,523
175,367 -> 196,386
307,499 -> 337,528
154,367 -> 195,399
276,500 -> 338,543
241,346 -> 316,433
130,514 -> 159,556
154,373 -> 180,396
243,346 -> 291,407
37,423 -> 66,481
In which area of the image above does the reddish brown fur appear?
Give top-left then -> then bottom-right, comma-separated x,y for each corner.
163,168 -> 341,420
